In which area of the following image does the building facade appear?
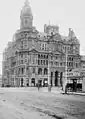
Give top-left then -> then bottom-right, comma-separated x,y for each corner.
2,0 -> 81,88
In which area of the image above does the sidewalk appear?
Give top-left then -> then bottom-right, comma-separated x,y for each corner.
66,91 -> 85,96
40,87 -> 85,96
1,87 -> 85,96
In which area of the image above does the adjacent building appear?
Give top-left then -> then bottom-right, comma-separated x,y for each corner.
2,0 -> 84,90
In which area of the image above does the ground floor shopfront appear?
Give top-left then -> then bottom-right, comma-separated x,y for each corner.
66,77 -> 82,92
4,70 -> 64,87
63,71 -> 85,92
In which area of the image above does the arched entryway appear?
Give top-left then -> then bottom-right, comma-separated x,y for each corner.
60,72 -> 63,86
51,72 -> 53,86
55,71 -> 58,86
43,78 -> 48,87
31,78 -> 35,87
21,78 -> 23,87
72,79 -> 77,92
38,80 -> 42,87
26,79 -> 29,87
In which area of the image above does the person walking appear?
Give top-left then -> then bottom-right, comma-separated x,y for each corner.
38,82 -> 40,91
65,84 -> 68,94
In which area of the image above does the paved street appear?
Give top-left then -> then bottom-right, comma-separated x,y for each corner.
0,88 -> 85,119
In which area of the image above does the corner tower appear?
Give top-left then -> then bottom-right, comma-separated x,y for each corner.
20,0 -> 33,29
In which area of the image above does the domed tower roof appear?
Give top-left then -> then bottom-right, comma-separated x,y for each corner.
20,0 -> 33,29
20,0 -> 33,19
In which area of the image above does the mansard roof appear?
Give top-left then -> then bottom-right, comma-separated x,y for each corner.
52,33 -> 62,41
67,28 -> 80,45
37,32 -> 48,41
68,37 -> 80,45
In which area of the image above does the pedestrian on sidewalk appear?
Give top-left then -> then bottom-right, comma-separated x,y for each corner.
65,84 -> 68,94
37,83 -> 40,91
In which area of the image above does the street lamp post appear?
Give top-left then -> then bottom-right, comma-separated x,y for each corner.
24,63 -> 27,87
47,33 -> 57,92
47,35 -> 51,92
64,45 -> 68,93
48,53 -> 51,91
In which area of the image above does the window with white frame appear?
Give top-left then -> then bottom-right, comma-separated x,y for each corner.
40,43 -> 47,50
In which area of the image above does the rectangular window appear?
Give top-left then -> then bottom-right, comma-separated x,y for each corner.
33,68 -> 35,73
38,60 -> 40,65
25,59 -> 27,62
56,56 -> 58,59
41,43 -> 44,50
45,44 -> 47,50
21,41 -> 23,49
46,60 -> 48,65
60,62 -> 62,66
38,54 -> 40,58
43,60 -> 45,65
51,56 -> 53,60
41,60 -> 42,65
21,45 -> 23,49
21,60 -> 23,64
21,54 -> 23,58
56,62 -> 58,66
22,68 -> 24,74
24,40 -> 27,48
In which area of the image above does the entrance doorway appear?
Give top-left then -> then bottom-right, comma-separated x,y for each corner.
60,72 -> 63,86
43,78 -> 48,87
73,79 -> 77,92
51,72 -> 53,86
31,78 -> 35,87
55,71 -> 58,86
21,78 -> 23,87
38,80 -> 42,87
26,79 -> 29,87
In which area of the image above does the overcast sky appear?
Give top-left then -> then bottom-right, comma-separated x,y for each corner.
0,0 -> 85,74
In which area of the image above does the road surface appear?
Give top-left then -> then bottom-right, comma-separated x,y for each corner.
0,88 -> 85,119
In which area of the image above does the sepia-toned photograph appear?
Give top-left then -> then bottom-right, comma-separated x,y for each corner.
0,0 -> 85,118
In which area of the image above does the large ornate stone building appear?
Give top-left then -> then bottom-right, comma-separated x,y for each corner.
2,0 -> 81,87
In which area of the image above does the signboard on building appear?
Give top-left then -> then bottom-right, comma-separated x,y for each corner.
80,72 -> 85,76
67,71 -> 80,77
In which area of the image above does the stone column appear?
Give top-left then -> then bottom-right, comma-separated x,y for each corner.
17,78 -> 19,87
58,72 -> 60,86
14,78 -> 16,87
42,78 -> 44,86
20,78 -> 21,87
52,72 -> 55,87
23,77 -> 26,87
29,78 -> 31,87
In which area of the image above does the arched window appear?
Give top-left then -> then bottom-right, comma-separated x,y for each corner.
38,68 -> 42,75
41,54 -> 43,59
38,54 -> 40,58
44,68 -> 48,75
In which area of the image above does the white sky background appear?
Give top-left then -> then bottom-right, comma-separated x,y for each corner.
0,0 -> 85,74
